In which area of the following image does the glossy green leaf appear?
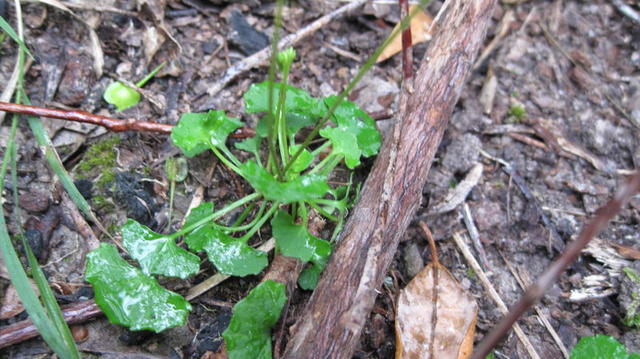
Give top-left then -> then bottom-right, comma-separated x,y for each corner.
223,280 -> 287,359
185,224 -> 268,277
121,219 -> 200,279
298,262 -> 324,290
319,126 -> 362,169
271,210 -> 331,263
244,81 -> 326,119
184,202 -> 215,228
570,335 -> 640,359
171,110 -> 243,157
103,81 -> 141,112
241,161 -> 329,203
235,136 -> 261,154
86,243 -> 192,332
324,96 -> 381,157
287,144 -> 313,174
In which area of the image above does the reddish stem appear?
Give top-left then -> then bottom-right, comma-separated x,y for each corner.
471,171 -> 640,359
0,102 -> 256,138
399,0 -> 413,80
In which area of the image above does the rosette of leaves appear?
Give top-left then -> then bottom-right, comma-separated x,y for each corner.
85,48 -> 381,358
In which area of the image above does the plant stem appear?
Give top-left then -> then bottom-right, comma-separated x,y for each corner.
240,202 -> 280,243
210,146 -> 241,175
308,153 -> 336,175
283,2 -> 429,174
135,61 -> 166,88
169,193 -> 261,239
298,201 -> 308,228
265,0 -> 286,179
308,201 -> 338,222
218,202 -> 267,232
167,179 -> 175,230
311,141 -> 331,157
276,68 -> 291,172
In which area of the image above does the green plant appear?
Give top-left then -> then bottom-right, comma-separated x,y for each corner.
570,335 -> 639,359
0,9 -> 80,359
164,156 -> 188,229
85,47 -> 380,350
506,104 -> 527,123
103,61 -> 166,111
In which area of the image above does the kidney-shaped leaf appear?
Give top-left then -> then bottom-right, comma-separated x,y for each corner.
319,126 -> 362,169
171,110 -> 243,157
86,243 -> 191,333
244,81 -> 326,119
121,219 -> 200,279
570,335 -> 640,359
271,210 -> 331,263
395,262 -> 478,359
324,96 -> 381,158
185,224 -> 268,277
241,161 -> 329,203
223,280 -> 287,359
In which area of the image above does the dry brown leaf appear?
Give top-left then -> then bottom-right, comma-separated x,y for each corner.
0,281 -> 41,320
377,6 -> 435,63
395,262 -> 478,359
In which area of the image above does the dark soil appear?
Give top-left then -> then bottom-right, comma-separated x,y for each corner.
1,0 -> 639,358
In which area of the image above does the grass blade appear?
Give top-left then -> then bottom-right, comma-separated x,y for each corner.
0,16 -> 34,58
0,117 -> 76,358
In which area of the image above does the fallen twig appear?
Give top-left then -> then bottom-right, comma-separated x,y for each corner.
471,170 -> 640,359
0,300 -> 102,349
206,0 -> 369,97
452,233 -> 541,359
282,0 -> 497,357
0,101 -> 256,138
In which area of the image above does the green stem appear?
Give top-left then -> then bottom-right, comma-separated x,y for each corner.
219,202 -> 267,232
308,201 -> 338,222
308,153 -> 335,175
232,203 -> 256,227
276,69 -> 290,171
265,0 -> 286,179
240,202 -> 279,243
218,144 -> 242,167
169,193 -> 261,239
135,61 -> 166,88
298,201 -> 308,228
211,146 -> 241,174
283,2 -> 429,174
311,141 -> 331,157
167,180 -> 175,230
320,155 -> 343,177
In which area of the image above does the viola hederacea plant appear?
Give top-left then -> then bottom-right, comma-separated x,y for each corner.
85,47 -> 382,358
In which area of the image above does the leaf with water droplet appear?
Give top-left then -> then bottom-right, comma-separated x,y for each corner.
86,243 -> 191,332
244,81 -> 326,119
121,220 -> 200,279
103,82 -> 141,112
271,210 -> 331,263
223,280 -> 287,359
241,161 -> 329,203
570,334 -> 640,359
319,126 -> 362,169
185,224 -> 268,277
171,110 -> 243,157
324,96 -> 381,158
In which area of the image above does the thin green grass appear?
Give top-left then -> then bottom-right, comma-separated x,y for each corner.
0,3 -> 80,357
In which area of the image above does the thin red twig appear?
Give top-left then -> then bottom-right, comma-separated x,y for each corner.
0,101 -> 256,138
399,0 -> 413,80
471,171 -> 640,359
